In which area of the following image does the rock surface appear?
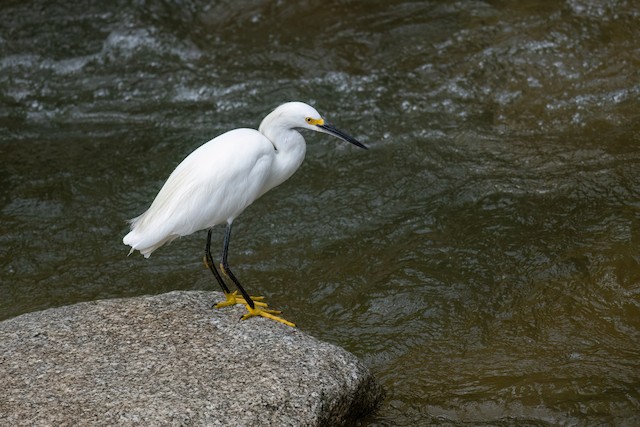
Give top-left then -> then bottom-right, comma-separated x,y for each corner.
0,291 -> 383,426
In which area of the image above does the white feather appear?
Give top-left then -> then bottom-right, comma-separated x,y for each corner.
123,102 -> 342,258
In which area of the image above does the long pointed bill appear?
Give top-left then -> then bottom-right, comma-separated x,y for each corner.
318,123 -> 368,149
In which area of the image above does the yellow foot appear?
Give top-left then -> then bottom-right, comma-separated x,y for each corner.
214,291 -> 267,309
241,305 -> 296,328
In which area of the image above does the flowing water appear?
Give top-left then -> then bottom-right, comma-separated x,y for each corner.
1,0 -> 639,425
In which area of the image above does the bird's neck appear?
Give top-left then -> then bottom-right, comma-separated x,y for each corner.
262,128 -> 307,192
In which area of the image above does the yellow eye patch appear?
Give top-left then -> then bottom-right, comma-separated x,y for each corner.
305,117 -> 325,126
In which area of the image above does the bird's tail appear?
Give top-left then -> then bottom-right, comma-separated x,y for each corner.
123,214 -> 177,258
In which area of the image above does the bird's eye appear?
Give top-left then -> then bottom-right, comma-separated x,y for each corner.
305,117 -> 312,123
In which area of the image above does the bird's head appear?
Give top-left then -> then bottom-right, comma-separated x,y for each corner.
260,102 -> 367,149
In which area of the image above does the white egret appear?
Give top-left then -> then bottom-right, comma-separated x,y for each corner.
123,102 -> 367,327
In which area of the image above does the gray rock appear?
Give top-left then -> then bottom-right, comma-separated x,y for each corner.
0,291 -> 383,426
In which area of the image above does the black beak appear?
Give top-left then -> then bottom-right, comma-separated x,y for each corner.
318,123 -> 368,150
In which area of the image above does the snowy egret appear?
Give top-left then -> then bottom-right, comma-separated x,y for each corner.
123,102 -> 367,327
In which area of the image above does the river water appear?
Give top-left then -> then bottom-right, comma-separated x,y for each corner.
1,0 -> 639,425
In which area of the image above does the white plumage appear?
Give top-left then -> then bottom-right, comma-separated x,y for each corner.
124,128 -> 279,257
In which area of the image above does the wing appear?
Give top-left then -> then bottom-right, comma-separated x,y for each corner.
124,128 -> 275,257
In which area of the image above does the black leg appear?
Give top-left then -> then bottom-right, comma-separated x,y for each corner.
221,222 -> 255,309
205,229 -> 231,294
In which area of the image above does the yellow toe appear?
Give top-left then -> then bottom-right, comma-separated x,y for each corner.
214,291 -> 268,308
241,305 -> 296,328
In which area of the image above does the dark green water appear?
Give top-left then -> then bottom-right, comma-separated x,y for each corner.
1,0 -> 639,424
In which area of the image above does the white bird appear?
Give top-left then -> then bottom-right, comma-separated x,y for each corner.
123,102 -> 367,327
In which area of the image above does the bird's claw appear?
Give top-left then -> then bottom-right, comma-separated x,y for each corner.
213,291 -> 295,327
241,305 -> 296,328
214,290 -> 267,308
